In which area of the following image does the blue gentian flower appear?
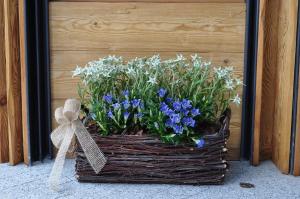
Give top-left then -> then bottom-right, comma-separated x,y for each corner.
107,110 -> 114,119
165,119 -> 173,127
165,109 -> 175,116
112,103 -> 120,110
172,124 -> 183,134
191,108 -> 201,117
166,97 -> 173,103
172,101 -> 182,111
182,117 -> 195,127
181,108 -> 189,116
160,102 -> 169,113
103,94 -> 113,104
195,139 -> 205,148
135,112 -> 143,119
157,88 -> 167,98
124,112 -> 130,120
131,99 -> 141,108
122,90 -> 129,97
170,113 -> 181,124
122,100 -> 130,109
181,99 -> 192,109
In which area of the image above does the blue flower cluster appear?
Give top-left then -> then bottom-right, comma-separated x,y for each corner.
158,88 -> 201,135
103,91 -> 144,122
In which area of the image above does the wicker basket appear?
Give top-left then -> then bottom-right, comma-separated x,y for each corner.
75,109 -> 231,185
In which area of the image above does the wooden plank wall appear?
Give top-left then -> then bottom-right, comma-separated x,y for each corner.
4,0 -> 23,165
0,0 -> 9,163
49,1 -> 246,159
253,0 -> 298,173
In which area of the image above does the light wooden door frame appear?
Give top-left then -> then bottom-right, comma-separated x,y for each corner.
253,0 -> 298,174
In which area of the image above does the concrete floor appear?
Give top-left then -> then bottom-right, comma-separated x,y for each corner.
0,160 -> 299,199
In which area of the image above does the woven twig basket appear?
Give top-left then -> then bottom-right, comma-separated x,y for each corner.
75,109 -> 231,185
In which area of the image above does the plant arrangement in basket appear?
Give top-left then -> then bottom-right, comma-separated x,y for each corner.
73,54 -> 242,148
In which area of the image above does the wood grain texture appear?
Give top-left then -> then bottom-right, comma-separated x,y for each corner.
258,0 -> 279,161
50,2 -> 245,52
49,2 -> 246,160
4,0 -> 23,165
252,0 -> 267,166
0,0 -> 9,163
272,0 -> 298,173
18,0 -> 29,165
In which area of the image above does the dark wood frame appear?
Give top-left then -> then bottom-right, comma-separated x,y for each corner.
24,0 -> 259,163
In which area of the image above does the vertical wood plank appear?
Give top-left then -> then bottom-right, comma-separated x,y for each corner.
0,0 -> 9,163
4,0 -> 23,165
252,0 -> 267,166
18,0 -> 29,165
272,0 -> 298,173
259,0 -> 280,161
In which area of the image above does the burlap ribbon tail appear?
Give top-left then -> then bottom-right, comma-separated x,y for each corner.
48,99 -> 107,191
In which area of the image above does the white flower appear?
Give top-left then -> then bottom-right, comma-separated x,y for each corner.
231,94 -> 241,105
147,76 -> 157,84
175,54 -> 186,62
191,54 -> 200,61
147,54 -> 161,68
225,79 -> 235,90
126,67 -> 135,75
214,67 -> 227,79
72,66 -> 83,77
235,78 -> 243,86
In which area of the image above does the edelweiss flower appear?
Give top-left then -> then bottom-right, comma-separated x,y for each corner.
126,67 -> 135,75
147,76 -> 157,84
72,66 -> 83,77
225,79 -> 235,90
175,54 -> 186,62
232,94 -> 241,105
236,78 -> 243,86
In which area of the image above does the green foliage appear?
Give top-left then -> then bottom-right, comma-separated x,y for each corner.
73,54 -> 242,147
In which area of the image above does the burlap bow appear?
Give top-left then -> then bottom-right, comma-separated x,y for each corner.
48,99 -> 107,191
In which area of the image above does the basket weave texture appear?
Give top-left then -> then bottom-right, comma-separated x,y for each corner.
75,110 -> 231,185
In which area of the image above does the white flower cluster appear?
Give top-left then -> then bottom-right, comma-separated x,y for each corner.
72,55 -> 125,84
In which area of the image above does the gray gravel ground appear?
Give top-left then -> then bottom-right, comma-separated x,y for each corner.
0,159 -> 299,199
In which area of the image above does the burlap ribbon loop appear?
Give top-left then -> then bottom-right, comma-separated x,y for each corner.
49,99 -> 107,191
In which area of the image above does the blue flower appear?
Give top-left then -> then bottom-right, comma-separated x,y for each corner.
124,112 -> 130,120
112,103 -> 120,110
166,97 -> 173,103
172,124 -> 183,134
122,90 -> 129,97
134,112 -> 143,119
157,88 -> 167,98
181,99 -> 192,109
191,108 -> 201,117
181,108 -> 189,116
170,113 -> 181,124
182,117 -> 195,127
160,102 -> 169,113
131,99 -> 141,108
195,139 -> 205,148
165,119 -> 173,127
103,94 -> 113,104
122,100 -> 130,109
172,101 -> 182,111
107,110 -> 114,119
